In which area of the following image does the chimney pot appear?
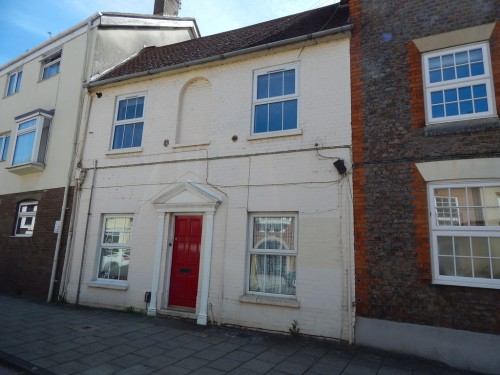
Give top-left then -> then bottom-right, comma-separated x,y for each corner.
154,0 -> 180,16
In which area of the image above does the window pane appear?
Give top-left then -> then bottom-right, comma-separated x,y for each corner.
456,65 -> 469,79
117,100 -> 127,121
429,70 -> 442,83
454,237 -> 471,256
428,57 -> 441,70
254,105 -> 268,133
1,136 -> 9,161
269,72 -> 283,97
473,258 -> 491,278
474,98 -> 488,113
492,259 -> 500,279
18,119 -> 37,131
248,254 -> 295,295
283,100 -> 297,130
455,51 -> 468,65
112,125 -> 124,149
445,102 -> 459,116
135,97 -> 144,118
98,248 -> 129,280
249,254 -> 264,292
444,89 -> 457,102
125,98 -> 137,119
264,255 -> 282,294
431,91 -> 443,104
7,74 -> 16,95
470,62 -> 484,76
456,257 -> 472,277
132,122 -> 143,147
432,104 -> 444,118
437,236 -> 453,255
439,256 -> 455,276
268,102 -> 282,132
442,54 -> 454,67
473,84 -> 487,98
491,238 -> 500,257
283,69 -> 295,95
442,67 -> 455,81
458,86 -> 472,100
122,124 -> 134,148
13,131 -> 35,165
15,71 -> 22,92
257,75 -> 269,99
471,237 -> 489,257
459,100 -> 473,115
469,48 -> 483,62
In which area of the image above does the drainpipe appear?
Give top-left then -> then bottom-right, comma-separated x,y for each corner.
53,16 -> 96,302
76,159 -> 97,305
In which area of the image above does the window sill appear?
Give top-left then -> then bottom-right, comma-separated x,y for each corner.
106,147 -> 143,157
172,141 -> 210,149
6,162 -> 45,175
433,278 -> 500,290
239,294 -> 300,308
88,280 -> 129,290
247,129 -> 302,141
424,116 -> 499,136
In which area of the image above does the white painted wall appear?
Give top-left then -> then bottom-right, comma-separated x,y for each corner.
65,35 -> 353,340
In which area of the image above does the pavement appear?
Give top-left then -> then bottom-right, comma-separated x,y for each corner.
0,294 -> 481,375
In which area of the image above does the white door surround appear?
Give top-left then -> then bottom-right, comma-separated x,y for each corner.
148,181 -> 222,325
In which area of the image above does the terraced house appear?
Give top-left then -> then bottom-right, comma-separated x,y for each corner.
350,0 -> 499,373
63,3 -> 355,340
0,1 -> 198,301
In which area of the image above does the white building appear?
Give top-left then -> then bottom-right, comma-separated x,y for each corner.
0,1 -> 198,301
65,3 -> 354,340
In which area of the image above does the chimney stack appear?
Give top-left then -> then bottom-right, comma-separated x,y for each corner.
154,0 -> 180,16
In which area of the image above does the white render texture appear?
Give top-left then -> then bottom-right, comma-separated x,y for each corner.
65,36 -> 353,340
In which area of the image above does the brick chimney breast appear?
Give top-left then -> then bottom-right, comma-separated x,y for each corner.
154,0 -> 180,16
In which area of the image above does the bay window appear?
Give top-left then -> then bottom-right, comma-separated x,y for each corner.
10,110 -> 52,170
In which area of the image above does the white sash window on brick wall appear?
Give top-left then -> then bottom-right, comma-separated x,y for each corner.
429,183 -> 500,289
423,42 -> 496,124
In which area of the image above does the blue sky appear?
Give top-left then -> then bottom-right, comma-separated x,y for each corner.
0,0 -> 338,67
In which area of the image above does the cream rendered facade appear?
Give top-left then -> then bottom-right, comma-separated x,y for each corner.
0,13 -> 197,300
66,34 -> 354,340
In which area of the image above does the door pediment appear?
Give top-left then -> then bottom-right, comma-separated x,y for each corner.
152,181 -> 222,213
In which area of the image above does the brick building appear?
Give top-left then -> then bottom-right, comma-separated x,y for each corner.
350,0 -> 499,372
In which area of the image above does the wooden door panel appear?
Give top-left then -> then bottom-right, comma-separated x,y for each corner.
168,216 -> 202,308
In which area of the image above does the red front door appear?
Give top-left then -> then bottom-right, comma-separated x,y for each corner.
168,216 -> 202,309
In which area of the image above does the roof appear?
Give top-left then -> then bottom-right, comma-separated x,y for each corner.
91,3 -> 350,86
0,12 -> 199,74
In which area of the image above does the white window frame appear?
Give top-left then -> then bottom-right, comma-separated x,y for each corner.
111,93 -> 146,151
10,112 -> 52,167
5,70 -> 22,96
247,213 -> 298,297
41,50 -> 62,80
422,42 -> 496,125
252,64 -> 299,135
14,201 -> 38,237
428,182 -> 500,289
0,133 -> 10,161
97,215 -> 133,282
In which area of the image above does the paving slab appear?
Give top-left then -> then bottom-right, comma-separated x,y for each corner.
0,294 -> 483,375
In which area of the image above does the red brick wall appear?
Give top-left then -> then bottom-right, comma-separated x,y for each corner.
0,187 -> 74,300
351,0 -> 500,334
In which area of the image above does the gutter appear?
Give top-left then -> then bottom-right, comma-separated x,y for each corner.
86,24 -> 353,89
